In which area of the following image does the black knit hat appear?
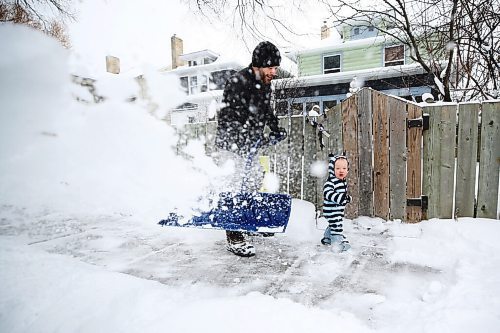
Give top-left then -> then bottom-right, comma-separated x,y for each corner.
251,41 -> 281,68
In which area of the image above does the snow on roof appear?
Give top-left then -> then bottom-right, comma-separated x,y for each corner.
178,90 -> 224,105
274,63 -> 426,87
278,53 -> 298,77
297,34 -> 388,56
334,15 -> 384,29
179,49 -> 219,61
163,58 -> 246,76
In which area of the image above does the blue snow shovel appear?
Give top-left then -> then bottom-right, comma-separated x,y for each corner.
159,135 -> 292,233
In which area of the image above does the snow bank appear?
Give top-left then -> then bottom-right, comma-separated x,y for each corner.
0,24 -> 224,222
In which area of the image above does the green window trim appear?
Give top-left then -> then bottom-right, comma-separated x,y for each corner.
323,54 -> 341,74
384,44 -> 405,67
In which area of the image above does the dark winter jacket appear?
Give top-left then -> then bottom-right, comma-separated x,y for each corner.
215,65 -> 281,155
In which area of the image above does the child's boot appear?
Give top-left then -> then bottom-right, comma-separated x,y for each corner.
321,227 -> 332,245
339,240 -> 351,252
331,235 -> 350,252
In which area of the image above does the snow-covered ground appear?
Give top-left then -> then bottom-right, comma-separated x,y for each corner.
1,24 -> 500,333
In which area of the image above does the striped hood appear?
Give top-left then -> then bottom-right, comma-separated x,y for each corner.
328,154 -> 349,178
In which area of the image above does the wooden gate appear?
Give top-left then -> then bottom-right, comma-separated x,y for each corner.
267,88 -> 425,222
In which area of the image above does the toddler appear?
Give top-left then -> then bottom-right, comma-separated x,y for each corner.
321,154 -> 351,252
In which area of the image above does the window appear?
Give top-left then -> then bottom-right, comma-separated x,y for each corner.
187,75 -> 209,95
196,75 -> 208,93
210,70 -> 236,90
180,76 -> 188,94
291,103 -> 303,116
323,54 -> 341,74
177,102 -> 197,110
354,27 -> 359,35
275,100 -> 289,116
384,45 -> 405,66
323,100 -> 337,113
305,102 -> 316,115
189,76 -> 198,94
203,57 -> 215,65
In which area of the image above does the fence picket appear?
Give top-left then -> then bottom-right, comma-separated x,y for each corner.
205,122 -> 217,156
315,112 -> 332,211
289,116 -> 304,198
316,105 -> 344,211
304,116 -> 319,203
274,117 -> 290,194
326,104 -> 343,155
455,103 -> 479,218
440,105 -> 457,218
477,101 -> 500,219
176,123 -> 202,155
406,104 -> 423,223
342,95 -> 359,219
423,105 -> 439,219
358,89 -> 374,217
423,105 -> 456,219
388,98 -> 407,221
372,91 -> 390,220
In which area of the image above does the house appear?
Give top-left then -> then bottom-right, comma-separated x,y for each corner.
274,19 -> 437,116
163,35 -> 246,125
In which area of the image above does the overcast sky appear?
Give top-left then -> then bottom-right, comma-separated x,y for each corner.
67,0 -> 329,76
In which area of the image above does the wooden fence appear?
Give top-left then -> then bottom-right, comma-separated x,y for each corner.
174,88 -> 500,222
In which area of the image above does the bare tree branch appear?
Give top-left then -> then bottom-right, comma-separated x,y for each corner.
0,0 -> 74,48
320,0 -> 499,101
184,0 -> 499,101
183,0 -> 313,49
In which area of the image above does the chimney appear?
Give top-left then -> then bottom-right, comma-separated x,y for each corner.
106,55 -> 120,74
321,21 -> 330,40
171,34 -> 184,69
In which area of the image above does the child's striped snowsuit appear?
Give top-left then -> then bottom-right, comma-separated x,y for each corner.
322,155 -> 350,244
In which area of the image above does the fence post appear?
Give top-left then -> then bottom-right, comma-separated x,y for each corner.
477,101 -> 500,219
